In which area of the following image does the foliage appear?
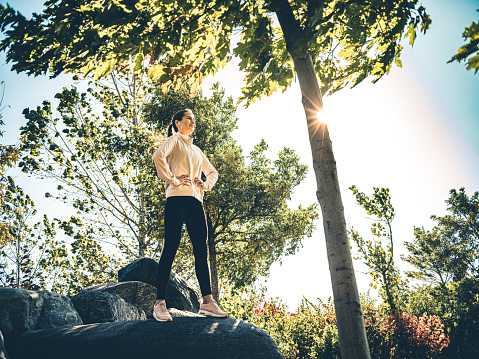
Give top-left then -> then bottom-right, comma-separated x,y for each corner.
0,80 -> 20,247
221,290 -> 449,359
204,139 -> 319,292
18,74 -> 164,259
349,185 -> 404,312
402,188 -> 479,358
449,9 -> 479,74
221,289 -> 339,359
0,78 -> 118,294
0,176 -> 51,289
403,279 -> 479,359
0,173 -> 116,295
403,227 -> 456,285
403,188 -> 479,284
0,1 -> 430,104
365,305 -> 449,359
38,223 -> 119,296
0,175 -> 116,295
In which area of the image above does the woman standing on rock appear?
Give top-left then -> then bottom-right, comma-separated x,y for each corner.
151,109 -> 228,322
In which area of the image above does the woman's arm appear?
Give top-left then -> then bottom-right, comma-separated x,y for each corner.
152,136 -> 181,186
196,147 -> 219,191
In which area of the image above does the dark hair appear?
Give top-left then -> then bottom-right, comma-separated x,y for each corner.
167,109 -> 190,137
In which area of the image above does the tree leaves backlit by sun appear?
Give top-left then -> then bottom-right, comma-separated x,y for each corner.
0,0 -> 430,105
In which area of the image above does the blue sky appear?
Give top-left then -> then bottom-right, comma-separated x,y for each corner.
1,0 -> 478,309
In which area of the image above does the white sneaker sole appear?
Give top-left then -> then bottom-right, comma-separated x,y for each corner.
153,311 -> 172,322
198,309 -> 228,318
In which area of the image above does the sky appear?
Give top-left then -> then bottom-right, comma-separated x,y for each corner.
1,0 -> 479,310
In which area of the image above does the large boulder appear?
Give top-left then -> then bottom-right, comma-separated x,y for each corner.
79,281 -> 156,318
71,291 -> 146,324
118,258 -> 200,312
0,288 -> 83,335
0,288 -> 43,335
0,330 -> 9,359
4,317 -> 285,359
35,291 -> 83,330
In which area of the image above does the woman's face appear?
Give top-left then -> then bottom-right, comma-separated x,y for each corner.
176,110 -> 196,135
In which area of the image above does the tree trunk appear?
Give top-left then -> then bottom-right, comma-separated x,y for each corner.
206,215 -> 219,302
294,54 -> 370,359
275,1 -> 371,357
382,270 -> 397,312
16,234 -> 20,288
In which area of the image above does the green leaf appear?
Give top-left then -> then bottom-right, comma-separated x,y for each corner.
133,53 -> 143,72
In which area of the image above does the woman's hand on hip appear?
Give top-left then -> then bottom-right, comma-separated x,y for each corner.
177,175 -> 192,186
194,177 -> 205,188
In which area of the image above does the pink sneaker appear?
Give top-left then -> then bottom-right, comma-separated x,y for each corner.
153,301 -> 172,322
199,300 -> 228,318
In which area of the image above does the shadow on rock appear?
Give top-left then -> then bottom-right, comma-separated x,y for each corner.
4,317 -> 285,359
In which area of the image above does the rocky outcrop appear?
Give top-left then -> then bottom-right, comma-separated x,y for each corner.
4,317 -> 285,359
0,288 -> 83,336
118,257 -> 159,287
35,291 -> 83,330
79,281 -> 157,318
118,258 -> 200,312
0,330 -> 9,359
1,260 -> 284,359
0,288 -> 43,335
71,291 -> 146,324
165,270 -> 201,312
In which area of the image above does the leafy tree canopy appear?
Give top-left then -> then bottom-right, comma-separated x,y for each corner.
449,9 -> 479,74
403,188 -> 479,284
0,0 -> 430,104
1,80 -> 20,258
348,185 -> 404,312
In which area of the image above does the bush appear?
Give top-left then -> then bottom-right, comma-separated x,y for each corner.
405,279 -> 479,358
365,307 -> 450,358
221,290 -> 340,359
221,290 -> 449,359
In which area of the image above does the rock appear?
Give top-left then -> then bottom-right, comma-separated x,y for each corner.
166,270 -> 201,313
0,288 -> 43,335
168,308 -> 205,318
71,291 -> 146,324
118,258 -> 200,312
79,281 -> 156,318
4,317 -> 285,359
118,257 -> 158,287
0,288 -> 83,335
35,291 -> 83,330
0,330 -> 9,359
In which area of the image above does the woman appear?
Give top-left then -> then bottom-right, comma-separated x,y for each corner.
151,109 -> 227,322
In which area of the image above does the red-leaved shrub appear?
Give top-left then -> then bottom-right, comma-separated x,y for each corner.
366,310 -> 450,359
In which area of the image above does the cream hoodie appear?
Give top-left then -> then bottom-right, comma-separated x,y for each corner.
152,133 -> 218,203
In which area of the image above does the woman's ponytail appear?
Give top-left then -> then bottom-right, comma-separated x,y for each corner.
167,109 -> 189,137
167,124 -> 175,137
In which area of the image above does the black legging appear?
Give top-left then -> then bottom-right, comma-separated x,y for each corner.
156,196 -> 212,299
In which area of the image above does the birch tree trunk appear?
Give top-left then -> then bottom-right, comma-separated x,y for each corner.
275,1 -> 371,357
295,53 -> 371,359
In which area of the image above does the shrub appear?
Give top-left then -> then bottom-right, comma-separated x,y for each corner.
221,290 -> 339,359
365,309 -> 450,359
221,290 -> 449,359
